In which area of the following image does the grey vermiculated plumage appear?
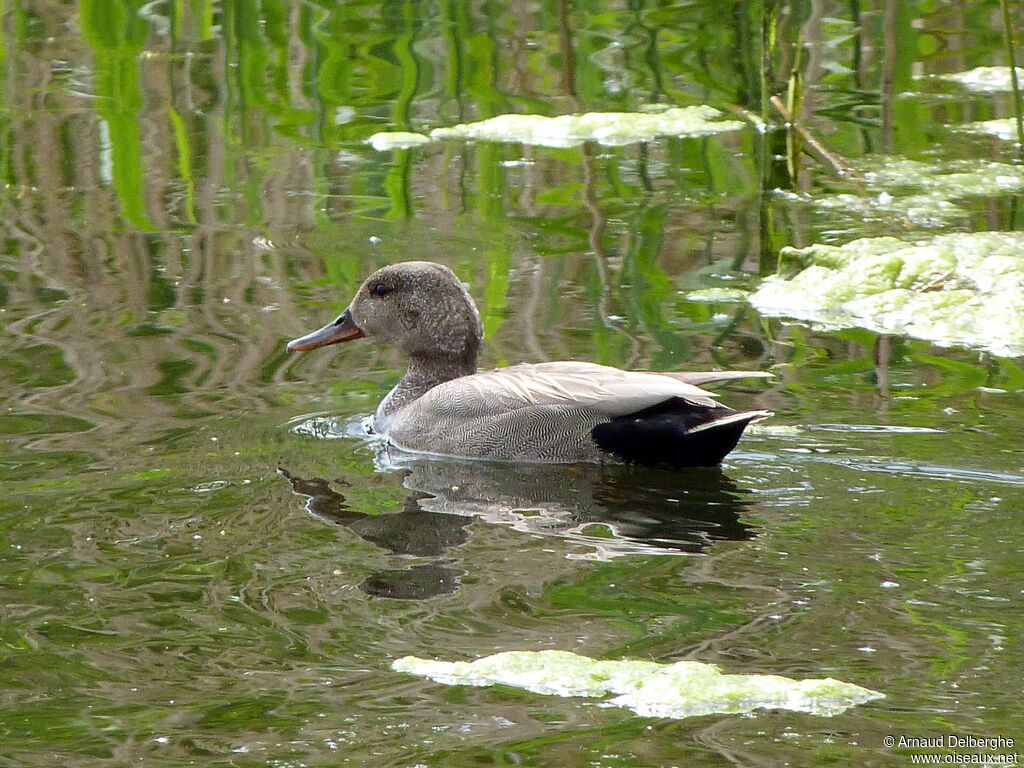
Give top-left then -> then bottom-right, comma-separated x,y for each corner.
287,261 -> 772,467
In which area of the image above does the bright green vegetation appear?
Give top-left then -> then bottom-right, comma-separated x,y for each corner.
750,232 -> 1024,357
394,650 -> 884,718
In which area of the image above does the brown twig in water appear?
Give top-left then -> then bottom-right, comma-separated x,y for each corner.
769,94 -> 851,178
724,103 -> 770,130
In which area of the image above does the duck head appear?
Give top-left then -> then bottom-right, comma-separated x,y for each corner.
287,261 -> 483,360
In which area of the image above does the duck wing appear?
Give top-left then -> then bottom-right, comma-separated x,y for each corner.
383,362 -> 770,466
452,361 -> 724,415
662,370 -> 774,386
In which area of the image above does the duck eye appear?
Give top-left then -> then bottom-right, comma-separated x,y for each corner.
371,283 -> 393,297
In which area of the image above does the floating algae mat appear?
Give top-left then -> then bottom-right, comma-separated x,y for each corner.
750,232 -> 1024,358
685,287 -> 750,302
366,131 -> 431,151
392,650 -> 883,719
958,118 -> 1022,141
810,158 -> 1024,227
367,106 -> 743,150
936,66 -> 1024,92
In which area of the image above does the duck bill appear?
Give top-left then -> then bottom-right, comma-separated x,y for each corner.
287,308 -> 365,351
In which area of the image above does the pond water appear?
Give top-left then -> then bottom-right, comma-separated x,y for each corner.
2,2 -> 1023,766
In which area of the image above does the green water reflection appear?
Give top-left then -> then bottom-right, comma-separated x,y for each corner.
1,1 -> 1023,766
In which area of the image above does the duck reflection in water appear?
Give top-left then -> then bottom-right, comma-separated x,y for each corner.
278,467 -> 469,600
280,451 -> 758,600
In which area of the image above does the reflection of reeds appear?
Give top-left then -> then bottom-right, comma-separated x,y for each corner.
0,9 -> 339,449
999,0 -> 1024,149
7,0 -> 1010,458
762,0 -> 778,117
784,33 -> 803,183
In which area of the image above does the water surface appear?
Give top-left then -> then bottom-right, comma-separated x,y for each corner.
1,2 -> 1023,766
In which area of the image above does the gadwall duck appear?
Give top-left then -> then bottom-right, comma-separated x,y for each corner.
288,262 -> 771,467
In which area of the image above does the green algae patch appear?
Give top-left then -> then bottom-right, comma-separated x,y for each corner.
366,131 -> 431,151
937,66 -> 1024,92
809,158 -> 1024,227
392,650 -> 882,719
750,232 -> 1024,358
428,107 -> 744,147
959,118 -> 1021,141
686,287 -> 750,302
365,108 -> 744,151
